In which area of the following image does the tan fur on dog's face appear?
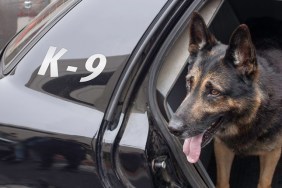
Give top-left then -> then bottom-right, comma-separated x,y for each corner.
178,48 -> 262,136
169,13 -> 261,141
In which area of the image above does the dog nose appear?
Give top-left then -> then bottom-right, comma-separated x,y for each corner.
168,116 -> 185,137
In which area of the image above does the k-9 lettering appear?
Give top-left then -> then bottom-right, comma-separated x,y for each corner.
38,46 -> 107,82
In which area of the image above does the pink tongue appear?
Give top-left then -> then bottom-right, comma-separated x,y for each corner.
183,133 -> 204,163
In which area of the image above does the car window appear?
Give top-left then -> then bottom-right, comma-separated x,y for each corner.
0,0 -> 52,51
151,0 -> 225,187
153,0 -> 282,187
3,0 -> 77,68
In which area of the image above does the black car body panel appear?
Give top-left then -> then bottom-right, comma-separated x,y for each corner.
0,0 -> 168,187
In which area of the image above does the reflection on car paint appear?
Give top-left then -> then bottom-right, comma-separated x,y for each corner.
0,126 -> 102,187
26,54 -> 128,109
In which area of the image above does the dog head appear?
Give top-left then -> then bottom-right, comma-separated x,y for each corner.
168,12 -> 260,163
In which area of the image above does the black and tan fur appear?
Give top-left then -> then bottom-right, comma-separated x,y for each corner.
168,12 -> 282,188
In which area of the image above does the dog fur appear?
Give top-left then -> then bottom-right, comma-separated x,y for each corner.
168,12 -> 282,188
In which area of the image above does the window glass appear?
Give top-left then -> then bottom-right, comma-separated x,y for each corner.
0,0 -> 52,50
3,0 -> 77,68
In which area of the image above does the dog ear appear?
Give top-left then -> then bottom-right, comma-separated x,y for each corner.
225,24 -> 257,79
188,12 -> 216,55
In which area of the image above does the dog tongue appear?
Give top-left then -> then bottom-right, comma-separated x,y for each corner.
183,133 -> 204,163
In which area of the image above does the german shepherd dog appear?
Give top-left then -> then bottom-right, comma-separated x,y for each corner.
168,12 -> 282,188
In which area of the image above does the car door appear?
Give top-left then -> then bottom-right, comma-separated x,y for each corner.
93,0 -> 220,187
146,0 -> 226,187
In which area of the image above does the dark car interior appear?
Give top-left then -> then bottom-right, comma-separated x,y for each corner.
158,0 -> 282,187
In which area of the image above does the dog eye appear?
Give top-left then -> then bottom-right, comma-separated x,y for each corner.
209,89 -> 220,96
